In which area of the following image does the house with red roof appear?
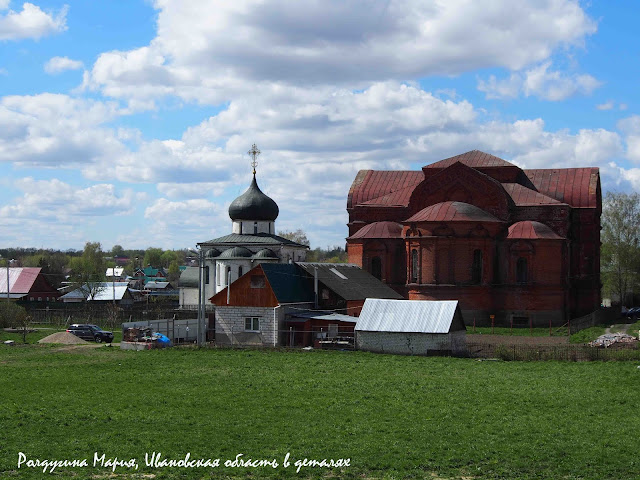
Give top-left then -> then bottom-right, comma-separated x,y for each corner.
0,267 -> 60,302
346,150 -> 601,327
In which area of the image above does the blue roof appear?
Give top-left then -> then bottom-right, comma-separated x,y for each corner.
260,264 -> 314,304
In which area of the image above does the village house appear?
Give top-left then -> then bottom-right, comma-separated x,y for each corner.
0,267 -> 60,302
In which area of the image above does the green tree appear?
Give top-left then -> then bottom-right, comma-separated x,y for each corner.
111,245 -> 125,257
167,260 -> 181,283
160,250 -> 179,268
277,229 -> 310,246
0,302 -> 28,329
143,247 -> 163,268
601,192 -> 640,306
68,242 -> 107,299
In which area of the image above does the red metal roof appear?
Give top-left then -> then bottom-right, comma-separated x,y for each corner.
348,170 -> 423,208
348,221 -> 403,239
507,221 -> 563,240
0,267 -> 42,294
405,202 -> 501,223
524,168 -> 599,208
423,150 -> 517,169
502,183 -> 564,206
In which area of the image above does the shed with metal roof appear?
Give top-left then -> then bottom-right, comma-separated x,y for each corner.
355,299 -> 466,355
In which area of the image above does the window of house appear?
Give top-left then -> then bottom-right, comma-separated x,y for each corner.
516,257 -> 528,284
371,256 -> 382,280
411,249 -> 419,283
472,249 -> 482,284
245,317 -> 260,332
250,275 -> 266,288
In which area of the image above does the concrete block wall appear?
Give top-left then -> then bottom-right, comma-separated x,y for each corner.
357,330 -> 466,355
215,306 -> 278,346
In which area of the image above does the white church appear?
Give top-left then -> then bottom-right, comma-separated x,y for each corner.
179,145 -> 309,307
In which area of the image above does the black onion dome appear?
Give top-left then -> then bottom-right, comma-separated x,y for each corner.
205,248 -> 221,258
228,176 -> 279,221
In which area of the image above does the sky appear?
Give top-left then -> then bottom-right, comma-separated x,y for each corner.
0,0 -> 639,251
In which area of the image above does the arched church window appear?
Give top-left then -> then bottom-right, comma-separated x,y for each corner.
411,249 -> 419,283
472,249 -> 482,284
371,257 -> 382,280
226,266 -> 231,285
216,264 -> 220,286
254,222 -> 258,234
238,266 -> 243,277
204,266 -> 210,284
516,257 -> 528,284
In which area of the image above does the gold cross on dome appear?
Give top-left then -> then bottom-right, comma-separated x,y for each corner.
248,143 -> 261,175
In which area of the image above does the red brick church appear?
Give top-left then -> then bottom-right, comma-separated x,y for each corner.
346,150 -> 601,326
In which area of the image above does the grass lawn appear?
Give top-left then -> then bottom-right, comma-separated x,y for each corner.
468,326 -> 568,337
1,346 -> 639,479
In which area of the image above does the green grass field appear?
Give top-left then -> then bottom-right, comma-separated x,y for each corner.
1,346 -> 640,479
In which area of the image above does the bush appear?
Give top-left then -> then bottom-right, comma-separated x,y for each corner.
0,301 -> 28,328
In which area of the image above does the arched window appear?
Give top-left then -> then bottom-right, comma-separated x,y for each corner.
472,249 -> 482,284
516,257 -> 528,284
254,222 -> 258,234
411,249 -> 419,283
216,264 -> 220,286
238,266 -> 243,277
204,266 -> 210,284
226,266 -> 231,285
371,257 -> 382,280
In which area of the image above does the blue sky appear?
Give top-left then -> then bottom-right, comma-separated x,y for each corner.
0,0 -> 639,251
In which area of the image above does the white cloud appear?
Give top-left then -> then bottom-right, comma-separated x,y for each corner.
478,61 -> 601,101
0,178 -> 138,221
0,2 -> 68,41
597,100 -> 614,111
0,93 -> 127,167
87,0 -> 597,103
0,1 -> 10,10
44,56 -> 83,74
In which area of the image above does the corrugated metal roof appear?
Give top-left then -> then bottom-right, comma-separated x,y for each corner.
507,221 -> 564,240
88,285 -> 130,301
355,299 -> 462,333
0,267 -> 41,294
348,221 -> 403,239
405,201 -> 501,223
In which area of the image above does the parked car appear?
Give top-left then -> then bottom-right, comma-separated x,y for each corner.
625,307 -> 640,319
67,324 -> 114,343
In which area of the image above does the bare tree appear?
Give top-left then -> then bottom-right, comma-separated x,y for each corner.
601,192 -> 640,306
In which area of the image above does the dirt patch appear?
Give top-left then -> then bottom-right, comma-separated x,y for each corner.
39,331 -> 89,344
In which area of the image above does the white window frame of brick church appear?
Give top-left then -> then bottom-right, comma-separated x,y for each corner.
245,317 -> 260,332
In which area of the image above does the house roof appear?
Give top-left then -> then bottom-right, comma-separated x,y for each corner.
0,267 -> 42,295
347,221 -> 403,239
145,281 -> 173,289
296,263 -> 403,301
288,311 -> 358,323
88,285 -> 131,301
405,201 -> 501,223
106,267 -> 125,277
507,221 -> 564,240
260,263 -> 314,304
355,299 -> 465,333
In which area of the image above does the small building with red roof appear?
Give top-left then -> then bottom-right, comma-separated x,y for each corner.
346,150 -> 601,326
0,267 -> 60,302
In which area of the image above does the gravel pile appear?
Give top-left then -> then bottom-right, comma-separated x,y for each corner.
38,331 -> 89,344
